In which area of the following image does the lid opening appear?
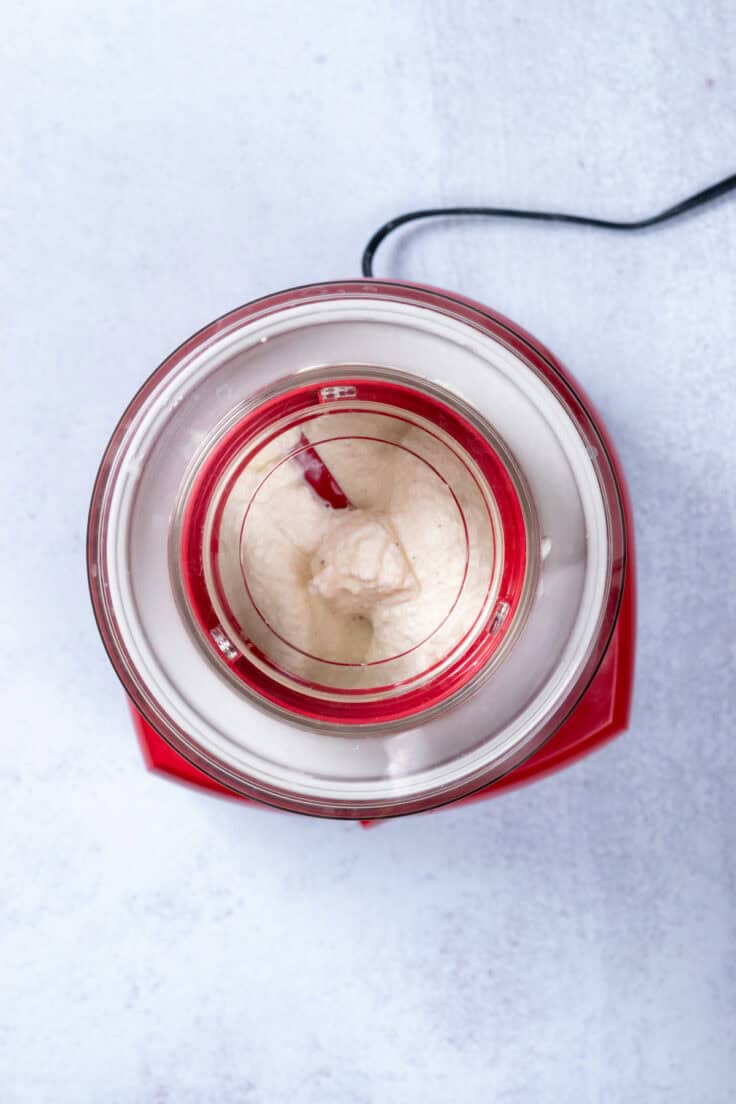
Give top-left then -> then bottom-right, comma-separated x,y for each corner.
177,373 -> 533,726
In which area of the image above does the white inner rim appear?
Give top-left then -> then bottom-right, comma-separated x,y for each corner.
104,298 -> 610,805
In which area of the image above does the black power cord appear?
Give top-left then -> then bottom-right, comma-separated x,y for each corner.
361,171 -> 736,278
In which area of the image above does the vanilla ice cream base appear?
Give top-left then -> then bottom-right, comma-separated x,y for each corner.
205,404 -> 504,697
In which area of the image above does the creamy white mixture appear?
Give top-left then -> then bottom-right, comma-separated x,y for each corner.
214,412 -> 493,689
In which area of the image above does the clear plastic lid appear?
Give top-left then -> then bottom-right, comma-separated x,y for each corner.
88,281 -> 626,818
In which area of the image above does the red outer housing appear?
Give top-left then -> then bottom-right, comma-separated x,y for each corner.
128,284 -> 636,821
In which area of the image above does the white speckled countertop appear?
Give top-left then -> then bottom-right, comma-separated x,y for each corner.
1,2 -> 735,1100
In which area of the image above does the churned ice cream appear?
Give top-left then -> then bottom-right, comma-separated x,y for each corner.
212,409 -> 497,691
309,511 -> 418,614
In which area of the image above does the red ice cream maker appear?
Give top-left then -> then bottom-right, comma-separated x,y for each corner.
88,281 -> 635,821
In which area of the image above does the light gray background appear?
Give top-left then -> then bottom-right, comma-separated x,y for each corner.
2,2 -> 734,1101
